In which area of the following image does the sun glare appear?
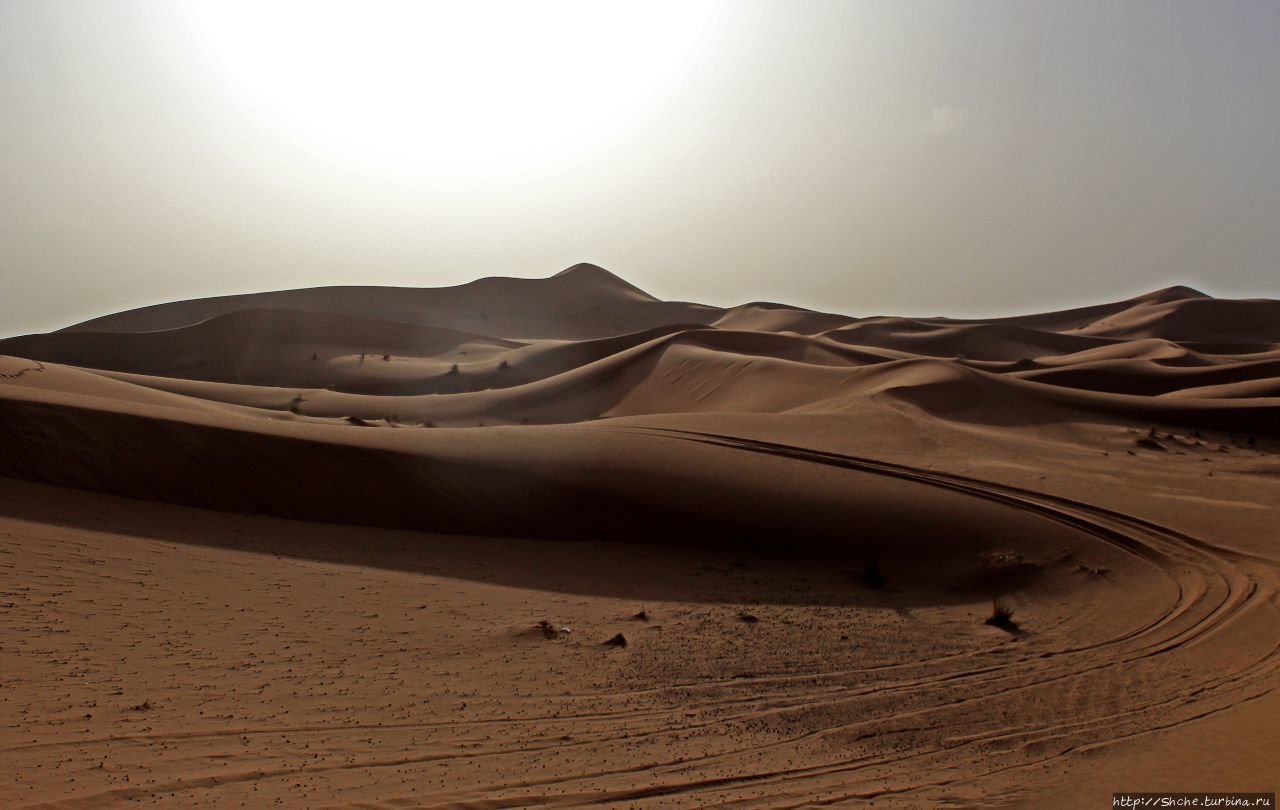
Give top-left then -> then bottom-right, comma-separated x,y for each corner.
181,1 -> 719,179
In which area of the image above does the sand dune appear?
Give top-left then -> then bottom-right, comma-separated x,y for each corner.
2,266 -> 1277,807
60,263 -> 723,340
958,284 -> 1211,332
1077,295 -> 1280,347
1,308 -> 528,388
712,301 -> 857,334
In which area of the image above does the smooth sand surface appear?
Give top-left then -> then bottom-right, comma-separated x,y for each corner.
1,265 -> 1276,807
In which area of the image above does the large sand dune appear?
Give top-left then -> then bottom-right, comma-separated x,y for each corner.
1,265 -> 1277,807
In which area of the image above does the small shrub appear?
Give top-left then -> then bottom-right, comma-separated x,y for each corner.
985,598 -> 1018,632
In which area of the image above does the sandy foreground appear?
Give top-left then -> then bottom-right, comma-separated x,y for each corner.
1,266 -> 1277,807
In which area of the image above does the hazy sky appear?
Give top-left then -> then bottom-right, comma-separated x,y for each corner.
3,0 -> 1278,337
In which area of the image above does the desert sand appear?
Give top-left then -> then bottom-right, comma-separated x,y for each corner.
1,264 -> 1277,807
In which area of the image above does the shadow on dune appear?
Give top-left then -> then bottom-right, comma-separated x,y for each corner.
0,396 -> 1065,607
0,474 -> 1050,609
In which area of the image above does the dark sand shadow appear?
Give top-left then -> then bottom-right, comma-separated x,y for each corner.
0,475 -> 1040,608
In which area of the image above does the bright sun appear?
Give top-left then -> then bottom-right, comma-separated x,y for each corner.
181,1 -> 719,179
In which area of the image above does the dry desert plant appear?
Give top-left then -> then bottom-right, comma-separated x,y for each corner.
985,598 -> 1019,632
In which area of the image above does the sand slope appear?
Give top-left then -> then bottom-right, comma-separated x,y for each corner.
1,266 -> 1277,807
